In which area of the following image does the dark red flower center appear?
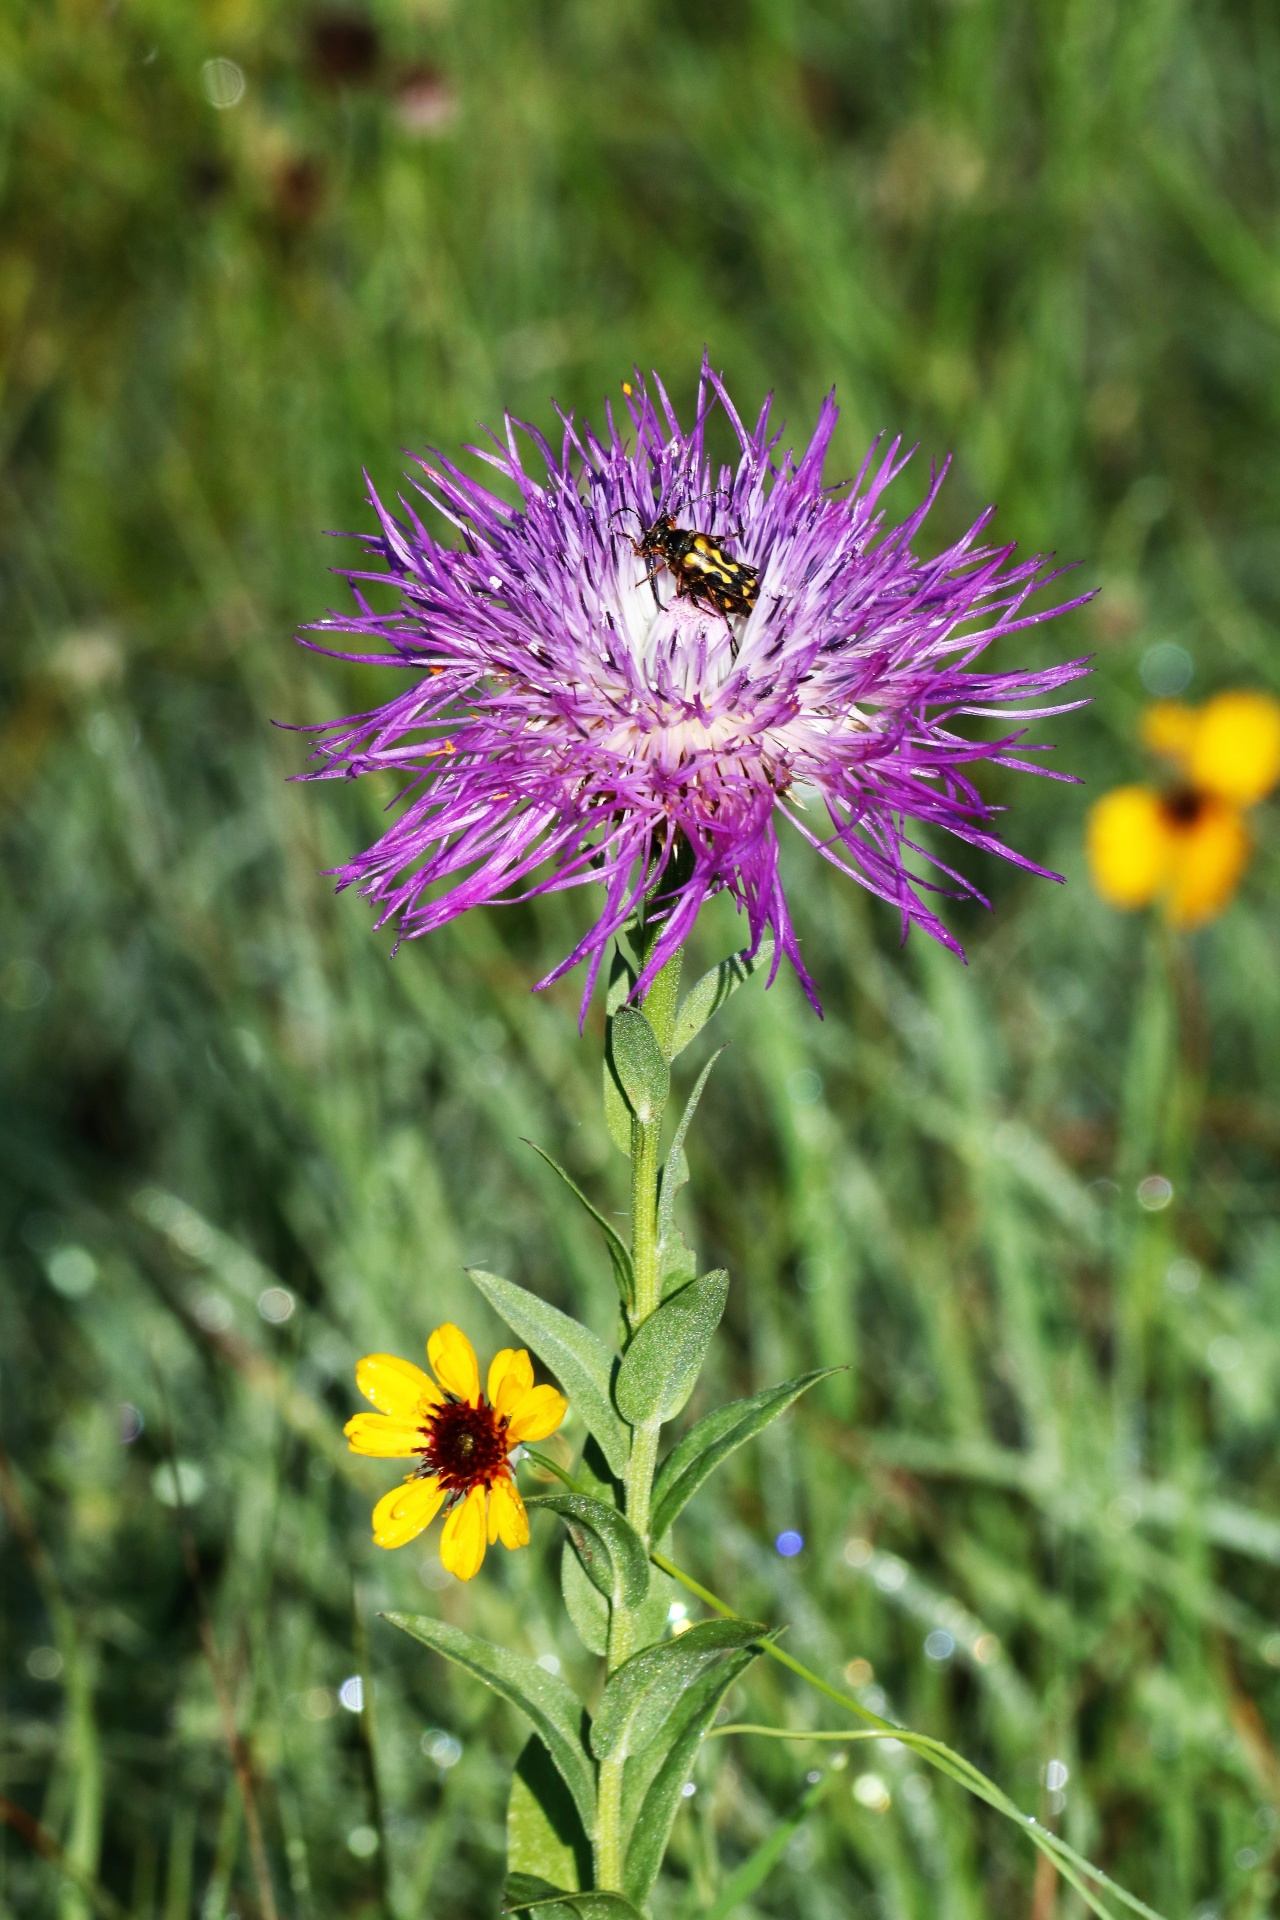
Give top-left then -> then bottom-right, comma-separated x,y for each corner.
1161,785 -> 1206,829
422,1398 -> 510,1492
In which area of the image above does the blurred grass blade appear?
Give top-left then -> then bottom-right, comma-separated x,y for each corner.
651,1555 -> 1168,1920
699,1766 -> 841,1920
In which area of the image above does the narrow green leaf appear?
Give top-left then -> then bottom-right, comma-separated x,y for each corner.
659,1231 -> 698,1295
467,1269 -> 630,1478
505,1874 -> 573,1918
622,1642 -> 768,1906
603,946 -> 638,1155
670,940 -> 774,1058
652,1552 -> 1168,1920
650,1369 -> 839,1540
527,1491 -> 650,1608
656,1049 -> 723,1251
614,1271 -> 729,1426
606,941 -> 637,1014
507,1737 -> 592,1896
504,1876 -> 578,1920
561,1540 -> 610,1656
525,1139 -> 634,1305
591,1619 -> 767,1761
385,1615 -> 595,1832
505,1891 -> 645,1920
610,1007 -> 670,1123
603,1059 -> 633,1158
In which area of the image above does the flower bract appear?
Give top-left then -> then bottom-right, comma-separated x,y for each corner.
1087,691 -> 1280,927
344,1323 -> 566,1581
301,360 -> 1090,1010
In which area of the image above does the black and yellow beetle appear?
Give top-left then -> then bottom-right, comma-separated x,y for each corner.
616,510 -> 760,622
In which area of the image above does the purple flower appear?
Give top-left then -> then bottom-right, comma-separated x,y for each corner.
298,361 -> 1089,1012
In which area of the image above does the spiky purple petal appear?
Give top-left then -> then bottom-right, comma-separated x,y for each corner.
297,360 -> 1091,1014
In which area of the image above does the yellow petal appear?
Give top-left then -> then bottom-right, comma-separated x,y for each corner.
487,1474 -> 530,1550
439,1485 -> 488,1581
1086,786 -> 1174,909
1164,800 -> 1250,927
505,1383 -> 569,1445
487,1347 -> 534,1413
1187,691 -> 1280,807
1140,701 -> 1198,766
428,1324 -> 481,1403
371,1476 -> 445,1549
344,1412 -> 425,1458
355,1353 -> 442,1420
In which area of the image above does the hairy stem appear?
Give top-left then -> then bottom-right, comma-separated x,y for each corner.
595,940 -> 683,1891
623,1418 -> 661,1546
594,1754 -> 626,1894
629,1112 -> 664,1326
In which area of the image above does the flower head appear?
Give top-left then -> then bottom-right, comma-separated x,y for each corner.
344,1323 -> 566,1581
301,361 -> 1090,1010
1087,690 -> 1280,927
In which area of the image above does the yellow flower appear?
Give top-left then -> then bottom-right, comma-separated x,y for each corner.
344,1323 -> 567,1582
1087,690 -> 1280,928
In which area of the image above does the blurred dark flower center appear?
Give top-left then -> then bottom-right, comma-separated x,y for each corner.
1161,785 -> 1206,827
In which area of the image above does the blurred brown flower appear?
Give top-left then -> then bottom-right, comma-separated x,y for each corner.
308,11 -> 380,85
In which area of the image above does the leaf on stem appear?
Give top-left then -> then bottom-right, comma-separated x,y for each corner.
525,1140 -> 635,1306
602,1061 -> 633,1159
656,1049 -> 723,1251
659,1231 -> 698,1294
503,1876 -> 579,1920
650,1369 -> 840,1540
526,1491 -> 650,1609
507,1737 -> 592,1895
385,1614 -> 595,1832
591,1618 -> 768,1762
467,1269 -> 630,1477
561,1540 -> 610,1656
610,1007 -> 670,1123
670,940 -> 774,1059
613,1271 -> 729,1427
621,1640 -> 770,1907
602,947 -> 639,1156
504,1886 -> 645,1920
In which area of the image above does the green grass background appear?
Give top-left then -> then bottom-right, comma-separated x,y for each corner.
4,1 -> 1280,1916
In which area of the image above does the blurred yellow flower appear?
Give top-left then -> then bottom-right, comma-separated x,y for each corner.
1087,690 -> 1280,927
344,1323 -> 566,1581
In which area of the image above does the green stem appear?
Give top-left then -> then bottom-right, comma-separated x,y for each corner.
623,1418 -> 661,1546
622,942 -> 683,1552
595,940 -> 683,1892
629,1112 -> 664,1325
594,1755 -> 626,1894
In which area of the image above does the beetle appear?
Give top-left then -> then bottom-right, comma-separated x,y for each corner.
615,509 -> 759,622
